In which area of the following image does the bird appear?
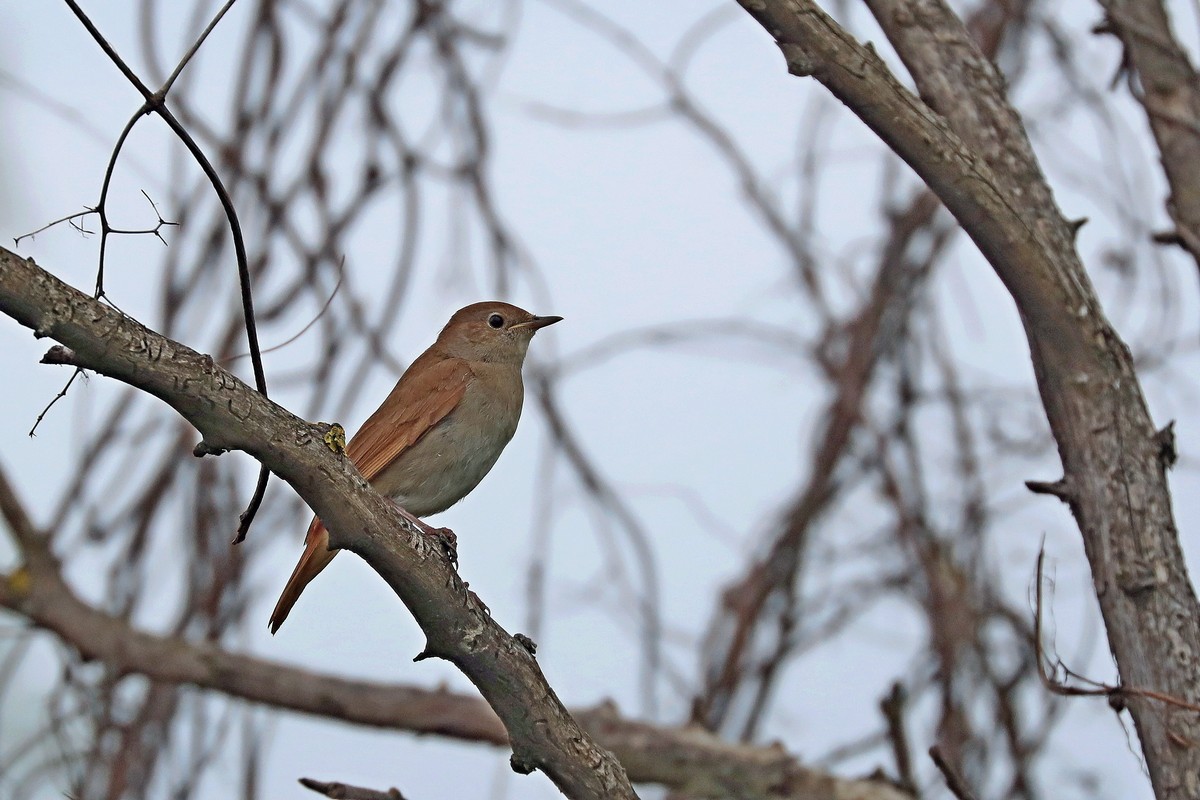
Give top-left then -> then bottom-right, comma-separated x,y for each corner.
269,301 -> 562,634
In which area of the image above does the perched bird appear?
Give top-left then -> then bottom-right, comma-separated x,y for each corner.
269,301 -> 561,633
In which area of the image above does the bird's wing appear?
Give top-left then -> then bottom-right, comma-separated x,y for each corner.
346,352 -> 473,480
269,353 -> 472,634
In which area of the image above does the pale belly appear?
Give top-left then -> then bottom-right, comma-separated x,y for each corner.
369,386 -> 521,517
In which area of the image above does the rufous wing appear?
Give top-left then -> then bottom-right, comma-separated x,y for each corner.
345,352 -> 472,482
268,352 -> 472,633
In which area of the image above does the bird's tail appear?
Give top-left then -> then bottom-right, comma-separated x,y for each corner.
269,517 -> 337,634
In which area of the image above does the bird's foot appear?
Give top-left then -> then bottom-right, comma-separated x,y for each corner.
388,501 -> 458,565
426,526 -> 458,566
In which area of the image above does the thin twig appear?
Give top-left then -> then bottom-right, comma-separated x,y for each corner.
13,207 -> 96,245
28,367 -> 84,438
929,745 -> 979,800
299,778 -> 407,800
63,0 -> 272,541
1035,545 -> 1200,718
880,683 -> 915,792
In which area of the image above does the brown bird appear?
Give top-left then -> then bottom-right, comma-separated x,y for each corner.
269,301 -> 561,633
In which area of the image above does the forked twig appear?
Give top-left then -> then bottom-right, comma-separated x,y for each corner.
1035,546 -> 1200,722
61,0 -> 272,542
28,366 -> 84,438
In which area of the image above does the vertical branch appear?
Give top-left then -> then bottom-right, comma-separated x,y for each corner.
1096,0 -> 1200,268
736,0 -> 1200,793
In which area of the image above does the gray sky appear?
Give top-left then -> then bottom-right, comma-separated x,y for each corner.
4,2 -> 1200,798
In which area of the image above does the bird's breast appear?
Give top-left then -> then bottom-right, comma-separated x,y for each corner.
371,364 -> 524,517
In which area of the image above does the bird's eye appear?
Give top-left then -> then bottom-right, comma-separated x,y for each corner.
487,313 -> 504,329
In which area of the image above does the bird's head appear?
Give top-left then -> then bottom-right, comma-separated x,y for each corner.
437,301 -> 562,364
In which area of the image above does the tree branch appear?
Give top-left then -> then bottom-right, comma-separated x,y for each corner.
0,246 -> 634,800
1097,0 -> 1200,269
0,452 -> 910,800
734,2 -> 1200,795
300,777 -> 407,800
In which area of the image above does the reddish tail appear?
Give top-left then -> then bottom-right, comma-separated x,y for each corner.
269,517 -> 337,634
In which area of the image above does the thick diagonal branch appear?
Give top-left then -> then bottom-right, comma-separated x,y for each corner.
0,424 -> 909,800
0,246 -> 634,800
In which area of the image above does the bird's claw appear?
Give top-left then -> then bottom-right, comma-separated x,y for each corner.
426,526 -> 458,566
514,633 -> 537,655
388,501 -> 456,564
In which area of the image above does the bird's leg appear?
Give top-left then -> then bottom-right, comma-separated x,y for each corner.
427,525 -> 459,567
389,500 -> 458,565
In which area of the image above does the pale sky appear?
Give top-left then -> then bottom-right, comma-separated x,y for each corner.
4,2 -> 1200,799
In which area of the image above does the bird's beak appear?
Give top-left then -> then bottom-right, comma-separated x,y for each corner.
514,315 -> 563,332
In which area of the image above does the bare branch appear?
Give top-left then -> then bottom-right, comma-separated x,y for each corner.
62,0 -> 273,542
0,437 -> 909,800
929,745 -> 979,800
300,778 -> 407,800
1096,0 -> 1200,270
735,2 -> 1200,792
0,246 -> 635,800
